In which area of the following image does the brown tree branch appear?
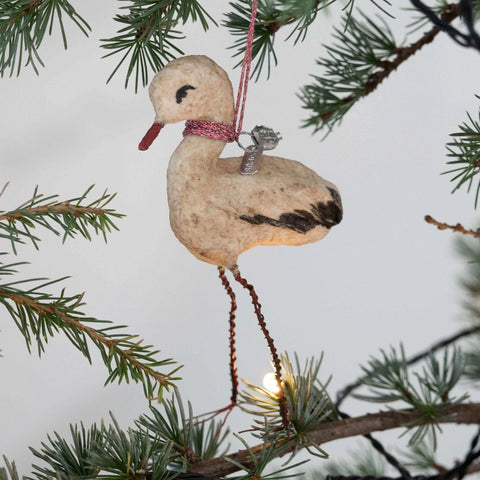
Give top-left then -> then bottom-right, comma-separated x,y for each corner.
0,0 -> 43,32
465,461 -> 480,477
0,202 -> 105,222
321,3 -> 461,122
425,215 -> 480,238
190,404 -> 480,477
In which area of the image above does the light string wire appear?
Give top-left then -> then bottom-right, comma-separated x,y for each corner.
410,0 -> 480,50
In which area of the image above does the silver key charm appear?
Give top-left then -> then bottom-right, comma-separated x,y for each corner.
239,144 -> 264,175
237,125 -> 281,175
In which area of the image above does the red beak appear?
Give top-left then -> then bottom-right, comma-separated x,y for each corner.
138,122 -> 164,151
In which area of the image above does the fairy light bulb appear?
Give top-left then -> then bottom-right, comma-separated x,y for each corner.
263,372 -> 281,394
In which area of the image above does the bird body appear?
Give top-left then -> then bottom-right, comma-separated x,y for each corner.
167,134 -> 341,269
142,55 -> 342,272
140,55 -> 343,423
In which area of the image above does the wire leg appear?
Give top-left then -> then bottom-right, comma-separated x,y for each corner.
218,266 -> 239,406
234,270 -> 289,429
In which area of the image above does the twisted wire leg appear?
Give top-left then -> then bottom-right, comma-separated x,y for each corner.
234,270 -> 289,429
218,266 -> 239,406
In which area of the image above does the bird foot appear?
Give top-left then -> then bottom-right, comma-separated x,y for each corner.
194,403 -> 237,427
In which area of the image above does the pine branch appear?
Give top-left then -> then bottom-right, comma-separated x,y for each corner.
87,416 -> 173,480
0,186 -> 181,398
224,0 -> 328,80
28,422 -> 105,480
300,3 -> 460,134
224,434 -> 308,480
0,261 -> 181,398
336,325 -> 480,409
101,0 -> 216,91
137,389 -> 230,469
425,215 -> 480,237
0,457 -> 20,480
0,185 -> 124,254
24,394 -> 231,480
12,396 -> 480,480
399,433 -> 440,474
352,346 -> 468,445
455,235 -> 480,311
326,427 -> 480,480
240,353 -> 336,458
0,0 -> 90,77
223,0 -> 392,80
310,442 -> 387,480
189,403 -> 480,478
443,98 -> 480,207
27,415 -> 175,480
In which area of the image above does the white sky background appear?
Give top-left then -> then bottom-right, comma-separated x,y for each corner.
1,0 -> 480,474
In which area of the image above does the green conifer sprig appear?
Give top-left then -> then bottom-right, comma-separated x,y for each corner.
137,389 -> 229,469
241,353 -> 336,457
0,185 -> 180,399
299,3 -> 462,136
225,434 -> 308,480
400,434 -> 437,474
223,0 -> 330,80
22,393 -> 228,480
405,0 -> 446,33
444,98 -> 480,207
437,235 -> 480,390
28,423 -> 105,480
0,458 -> 20,480
463,344 -> 480,385
224,0 -> 279,80
343,0 -> 392,19
455,234 -> 480,314
3,371 -> 480,480
101,0 -> 215,91
0,259 -> 181,398
307,442 -> 387,480
223,0 -> 392,81
0,185 -> 123,254
354,345 -> 468,445
28,415 -> 174,480
88,417 -> 173,480
0,0 -> 90,77
299,11 -> 398,135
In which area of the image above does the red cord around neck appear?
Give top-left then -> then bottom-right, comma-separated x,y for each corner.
183,120 -> 236,142
183,0 -> 258,143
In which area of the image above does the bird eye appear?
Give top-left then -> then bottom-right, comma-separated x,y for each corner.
176,85 -> 196,104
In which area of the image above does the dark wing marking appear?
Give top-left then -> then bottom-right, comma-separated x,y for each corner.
240,187 -> 342,234
312,187 -> 343,228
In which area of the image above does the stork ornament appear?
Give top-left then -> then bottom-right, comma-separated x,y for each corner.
139,55 -> 342,427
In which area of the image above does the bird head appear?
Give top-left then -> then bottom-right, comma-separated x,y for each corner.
139,55 -> 234,150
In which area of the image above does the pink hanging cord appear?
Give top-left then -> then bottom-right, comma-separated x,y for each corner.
233,0 -> 258,136
183,0 -> 258,142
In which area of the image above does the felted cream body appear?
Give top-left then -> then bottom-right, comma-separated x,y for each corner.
147,55 -> 342,271
167,136 -> 339,269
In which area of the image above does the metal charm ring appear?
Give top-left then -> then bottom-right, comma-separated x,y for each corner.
236,131 -> 256,151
